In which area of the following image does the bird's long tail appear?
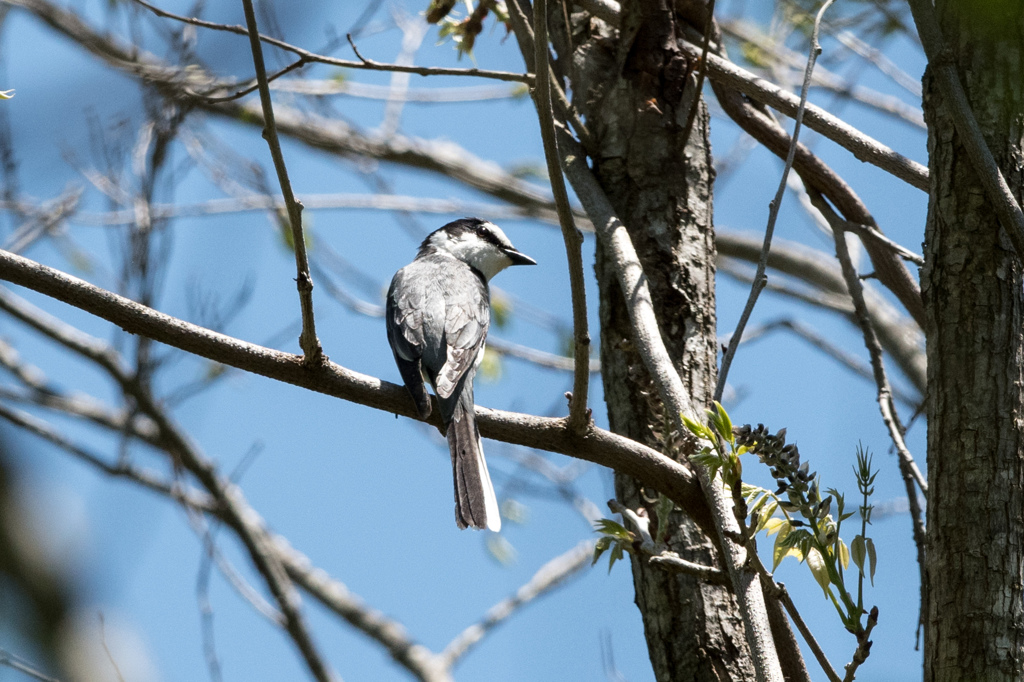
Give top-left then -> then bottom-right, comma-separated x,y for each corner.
447,392 -> 501,532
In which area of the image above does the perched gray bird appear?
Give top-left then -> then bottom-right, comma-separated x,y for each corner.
386,218 -> 536,531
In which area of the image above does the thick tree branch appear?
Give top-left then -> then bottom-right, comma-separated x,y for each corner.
676,39 -> 929,192
0,248 -> 712,532
557,136 -> 784,681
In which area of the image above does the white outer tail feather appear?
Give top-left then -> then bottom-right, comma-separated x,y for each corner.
477,435 -> 502,532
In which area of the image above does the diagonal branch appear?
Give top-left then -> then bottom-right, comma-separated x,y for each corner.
0,248 -> 712,533
676,39 -> 928,192
437,539 -> 594,669
557,134 -> 783,681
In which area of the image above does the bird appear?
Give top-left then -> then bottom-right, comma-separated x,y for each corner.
386,218 -> 536,531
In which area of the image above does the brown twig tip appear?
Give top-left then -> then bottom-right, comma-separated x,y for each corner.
346,33 -> 367,63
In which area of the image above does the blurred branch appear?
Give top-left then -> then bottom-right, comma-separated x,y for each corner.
0,275 -> 337,682
130,0 -> 532,84
438,539 -> 595,668
5,0 -> 555,216
61,193 -> 568,228
737,318 -> 920,406
719,19 -> 924,129
0,648 -> 60,682
716,231 -> 925,394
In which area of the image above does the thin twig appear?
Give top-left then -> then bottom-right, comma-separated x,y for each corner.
811,192 -> 928,497
129,0 -> 532,84
680,0 -> 715,143
842,606 -> 878,682
530,0 -> 591,434
0,648 -> 60,682
906,0 -> 1024,258
714,0 -> 836,403
240,0 -> 322,366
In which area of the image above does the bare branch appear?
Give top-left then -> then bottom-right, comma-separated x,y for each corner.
62,193 -> 567,228
677,39 -> 929,192
0,249 -> 711,531
715,0 -> 835,403
906,0 -> 1024,258
0,648 -> 61,682
812,192 -> 927,497
129,0 -> 532,84
240,0 -> 322,366
6,0 -> 554,216
528,0 -> 591,433
438,540 -> 594,669
0,401 -> 215,511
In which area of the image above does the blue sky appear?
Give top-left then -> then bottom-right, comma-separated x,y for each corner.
1,1 -> 929,680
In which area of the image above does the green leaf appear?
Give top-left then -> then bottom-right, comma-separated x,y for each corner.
772,523 -> 793,570
592,537 -> 611,566
682,414 -> 709,440
806,547 -> 831,597
754,501 -> 778,534
851,535 -> 866,574
609,542 -> 625,573
594,518 -> 633,541
838,539 -> 850,570
713,401 -> 733,441
763,516 -> 787,537
866,537 -> 877,586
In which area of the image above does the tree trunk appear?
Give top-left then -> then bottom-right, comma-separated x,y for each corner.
922,4 -> 1024,681
564,3 -> 756,679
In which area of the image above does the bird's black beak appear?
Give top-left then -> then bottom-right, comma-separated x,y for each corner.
505,249 -> 537,266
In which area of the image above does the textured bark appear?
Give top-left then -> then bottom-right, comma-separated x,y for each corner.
564,3 -> 756,679
922,4 -> 1024,681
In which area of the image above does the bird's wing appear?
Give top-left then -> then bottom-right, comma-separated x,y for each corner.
434,275 -> 489,400
386,266 -> 438,419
